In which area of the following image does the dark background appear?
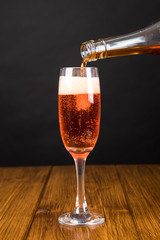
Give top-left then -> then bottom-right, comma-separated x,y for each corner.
0,0 -> 160,166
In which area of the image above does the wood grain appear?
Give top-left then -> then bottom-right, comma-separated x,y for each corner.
1,165 -> 159,240
85,165 -> 139,240
27,165 -> 139,240
117,165 -> 160,240
0,166 -> 51,240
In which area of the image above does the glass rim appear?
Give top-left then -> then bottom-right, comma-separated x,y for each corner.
60,67 -> 98,70
59,67 -> 99,77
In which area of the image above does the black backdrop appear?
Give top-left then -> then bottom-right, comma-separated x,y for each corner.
0,0 -> 160,166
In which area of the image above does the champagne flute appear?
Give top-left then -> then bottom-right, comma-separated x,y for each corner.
58,67 -> 105,226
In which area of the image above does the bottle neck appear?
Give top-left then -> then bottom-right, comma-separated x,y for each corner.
81,21 -> 160,61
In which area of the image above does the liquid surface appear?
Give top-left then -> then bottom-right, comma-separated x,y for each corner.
59,76 -> 100,95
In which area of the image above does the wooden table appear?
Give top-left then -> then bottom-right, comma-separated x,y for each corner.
0,165 -> 160,240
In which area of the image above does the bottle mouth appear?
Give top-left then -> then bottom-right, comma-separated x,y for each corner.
80,41 -> 95,59
80,42 -> 88,58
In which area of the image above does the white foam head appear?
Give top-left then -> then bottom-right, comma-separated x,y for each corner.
58,76 -> 100,95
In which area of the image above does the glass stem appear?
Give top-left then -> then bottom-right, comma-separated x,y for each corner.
73,158 -> 89,215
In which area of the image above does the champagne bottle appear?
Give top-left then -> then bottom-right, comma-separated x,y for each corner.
81,20 -> 160,65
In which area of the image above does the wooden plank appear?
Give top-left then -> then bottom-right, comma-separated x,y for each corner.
86,165 -> 139,240
117,164 -> 160,240
27,165 -> 139,240
0,166 -> 51,240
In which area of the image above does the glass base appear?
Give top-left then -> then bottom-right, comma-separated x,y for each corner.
58,212 -> 105,226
